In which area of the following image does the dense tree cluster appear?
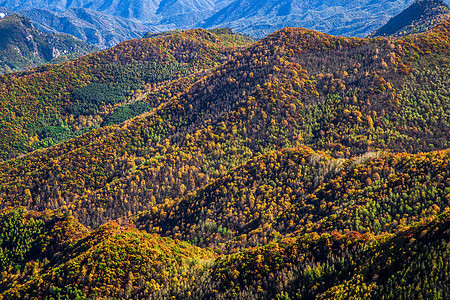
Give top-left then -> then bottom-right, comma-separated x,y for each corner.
1,21 -> 449,228
0,207 -> 448,299
0,16 -> 449,300
133,148 -> 450,252
0,28 -> 253,160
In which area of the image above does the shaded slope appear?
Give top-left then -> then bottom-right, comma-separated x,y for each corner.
370,0 -> 450,37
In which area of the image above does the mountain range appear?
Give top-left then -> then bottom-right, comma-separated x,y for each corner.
0,1 -> 449,299
2,0 -> 450,48
199,0 -> 418,37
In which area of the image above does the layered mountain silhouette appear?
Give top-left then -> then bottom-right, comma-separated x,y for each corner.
199,0 -> 418,37
1,0 -> 161,19
19,8 -> 158,49
3,0 -> 450,47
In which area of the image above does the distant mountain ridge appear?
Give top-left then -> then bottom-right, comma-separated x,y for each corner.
1,0 -> 231,22
1,0 -> 161,19
199,0 -> 428,38
370,0 -> 450,37
0,14 -> 96,73
2,0 -> 450,46
0,7 -> 450,299
1,0 -> 234,48
19,8 -> 158,49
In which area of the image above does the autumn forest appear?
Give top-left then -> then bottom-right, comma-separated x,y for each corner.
0,5 -> 449,299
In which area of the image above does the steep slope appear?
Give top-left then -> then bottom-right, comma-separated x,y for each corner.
0,14 -> 96,73
0,20 -> 449,230
0,28 -> 252,160
370,0 -> 450,37
19,8 -> 158,49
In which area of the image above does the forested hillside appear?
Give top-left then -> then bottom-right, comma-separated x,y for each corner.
133,148 -> 450,252
0,207 -> 214,299
0,28 -> 252,160
1,206 -> 448,299
1,20 -> 449,225
0,7 -> 449,300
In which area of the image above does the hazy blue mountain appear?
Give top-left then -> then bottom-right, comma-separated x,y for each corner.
0,0 -> 228,21
199,0 -> 423,38
370,0 -> 449,37
3,0 -> 450,44
155,0 -> 234,27
0,14 -> 96,73
1,0 -> 231,47
0,0 -> 161,19
19,8 -> 158,48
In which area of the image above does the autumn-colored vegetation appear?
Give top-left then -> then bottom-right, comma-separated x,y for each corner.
133,147 -> 450,252
370,0 -> 450,38
1,207 -> 448,299
0,208 -> 213,299
0,28 -> 253,160
0,15 -> 449,300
